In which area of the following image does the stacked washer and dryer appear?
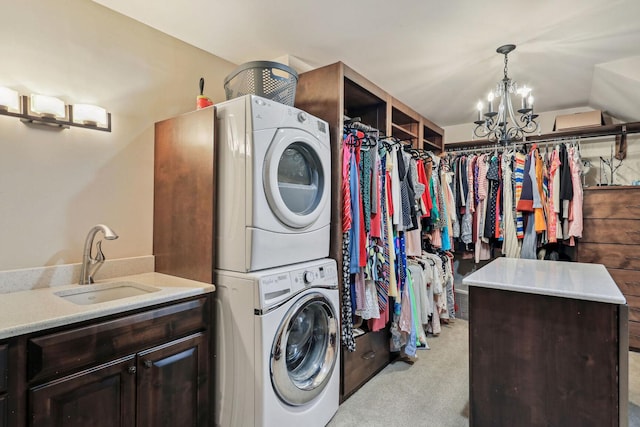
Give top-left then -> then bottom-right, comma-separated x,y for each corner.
214,94 -> 339,427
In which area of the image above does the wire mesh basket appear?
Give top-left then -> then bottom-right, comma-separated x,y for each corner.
223,61 -> 299,106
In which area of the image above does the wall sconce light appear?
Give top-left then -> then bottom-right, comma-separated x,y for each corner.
29,94 -> 68,119
0,86 -> 111,132
0,86 -> 20,112
71,104 -> 108,127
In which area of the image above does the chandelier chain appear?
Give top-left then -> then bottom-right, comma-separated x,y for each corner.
504,53 -> 509,80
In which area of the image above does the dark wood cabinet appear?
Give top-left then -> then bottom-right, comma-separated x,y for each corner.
578,186 -> 640,350
30,355 -> 136,427
3,295 -> 211,427
469,286 -> 626,427
29,332 -> 209,427
136,333 -> 208,427
0,343 -> 7,427
0,394 -> 6,427
341,330 -> 390,400
154,108 -> 216,284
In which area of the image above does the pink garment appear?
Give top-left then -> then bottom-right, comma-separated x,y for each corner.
547,149 -> 561,243
342,143 -> 352,233
370,153 -> 382,238
477,154 -> 489,202
405,223 -> 422,256
568,147 -> 583,240
368,304 -> 389,332
475,155 -> 491,262
399,280 -> 413,333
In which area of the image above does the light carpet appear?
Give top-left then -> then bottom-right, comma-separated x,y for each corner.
328,320 -> 469,427
329,320 -> 640,427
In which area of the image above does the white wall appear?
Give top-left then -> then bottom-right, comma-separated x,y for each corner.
0,0 -> 235,270
443,106 -> 640,187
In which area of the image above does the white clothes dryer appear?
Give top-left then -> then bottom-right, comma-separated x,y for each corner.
215,258 -> 340,427
215,95 -> 331,272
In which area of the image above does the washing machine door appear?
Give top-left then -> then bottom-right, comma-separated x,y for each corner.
270,292 -> 338,406
263,129 -> 329,229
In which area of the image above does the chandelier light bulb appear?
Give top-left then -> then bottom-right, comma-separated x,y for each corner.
487,92 -> 494,113
476,101 -> 483,121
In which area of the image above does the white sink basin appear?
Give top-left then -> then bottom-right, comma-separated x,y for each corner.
55,281 -> 160,305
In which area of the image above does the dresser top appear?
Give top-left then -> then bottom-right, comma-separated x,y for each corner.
463,258 -> 626,305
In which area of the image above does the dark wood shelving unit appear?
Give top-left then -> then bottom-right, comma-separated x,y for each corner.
295,61 -> 445,402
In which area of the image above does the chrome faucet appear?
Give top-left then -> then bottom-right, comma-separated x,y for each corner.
79,224 -> 119,285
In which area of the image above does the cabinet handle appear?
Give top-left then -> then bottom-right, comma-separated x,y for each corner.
361,351 -> 376,360
127,366 -> 137,375
143,359 -> 153,369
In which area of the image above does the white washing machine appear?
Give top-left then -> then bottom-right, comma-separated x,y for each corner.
215,258 -> 340,427
215,95 -> 331,272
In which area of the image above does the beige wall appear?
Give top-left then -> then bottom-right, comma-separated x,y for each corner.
0,0 -> 235,270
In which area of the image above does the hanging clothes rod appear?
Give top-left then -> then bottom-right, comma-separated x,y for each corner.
343,116 -> 381,133
444,137 -> 580,155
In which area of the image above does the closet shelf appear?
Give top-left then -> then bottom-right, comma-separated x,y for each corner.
391,123 -> 418,140
445,121 -> 640,150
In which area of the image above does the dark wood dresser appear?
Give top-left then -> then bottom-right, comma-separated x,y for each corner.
577,186 -> 640,350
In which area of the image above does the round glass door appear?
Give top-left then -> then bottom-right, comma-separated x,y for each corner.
270,292 -> 338,406
263,130 -> 329,229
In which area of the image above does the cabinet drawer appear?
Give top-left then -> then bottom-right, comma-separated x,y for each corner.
342,330 -> 390,399
28,297 -> 208,383
581,219 -> 640,244
0,344 -> 6,393
583,188 -> 640,219
630,321 -> 640,351
577,243 -> 640,270
608,268 -> 640,297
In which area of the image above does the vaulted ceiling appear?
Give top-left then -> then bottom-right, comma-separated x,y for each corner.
93,0 -> 640,127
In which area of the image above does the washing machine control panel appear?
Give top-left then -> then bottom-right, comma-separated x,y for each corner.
256,260 -> 338,310
290,261 -> 338,290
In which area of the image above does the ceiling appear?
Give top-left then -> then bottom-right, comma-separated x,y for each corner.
92,0 -> 640,127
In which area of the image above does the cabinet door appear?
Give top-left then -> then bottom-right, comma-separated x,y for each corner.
29,355 -> 136,427
136,332 -> 208,427
0,394 -> 6,427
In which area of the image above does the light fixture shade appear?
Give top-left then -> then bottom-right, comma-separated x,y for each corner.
30,94 -> 66,118
73,104 -> 108,127
0,86 -> 19,111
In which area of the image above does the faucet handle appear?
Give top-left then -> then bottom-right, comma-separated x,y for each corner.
94,240 -> 106,263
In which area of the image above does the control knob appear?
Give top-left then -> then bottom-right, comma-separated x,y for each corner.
297,112 -> 308,123
303,271 -> 314,284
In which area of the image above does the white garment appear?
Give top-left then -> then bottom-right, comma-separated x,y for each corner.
502,152 -> 521,258
390,146 -> 402,225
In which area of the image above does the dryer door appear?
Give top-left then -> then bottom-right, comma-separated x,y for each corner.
270,292 -> 338,406
263,129 -> 329,229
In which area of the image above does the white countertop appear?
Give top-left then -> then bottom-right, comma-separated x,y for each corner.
0,272 -> 215,339
462,258 -> 626,305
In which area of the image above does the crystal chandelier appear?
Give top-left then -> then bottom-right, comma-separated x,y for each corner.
473,44 -> 539,144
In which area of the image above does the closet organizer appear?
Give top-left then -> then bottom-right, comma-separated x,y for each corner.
295,62 -> 446,400
442,140 -> 585,263
447,121 -> 640,351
